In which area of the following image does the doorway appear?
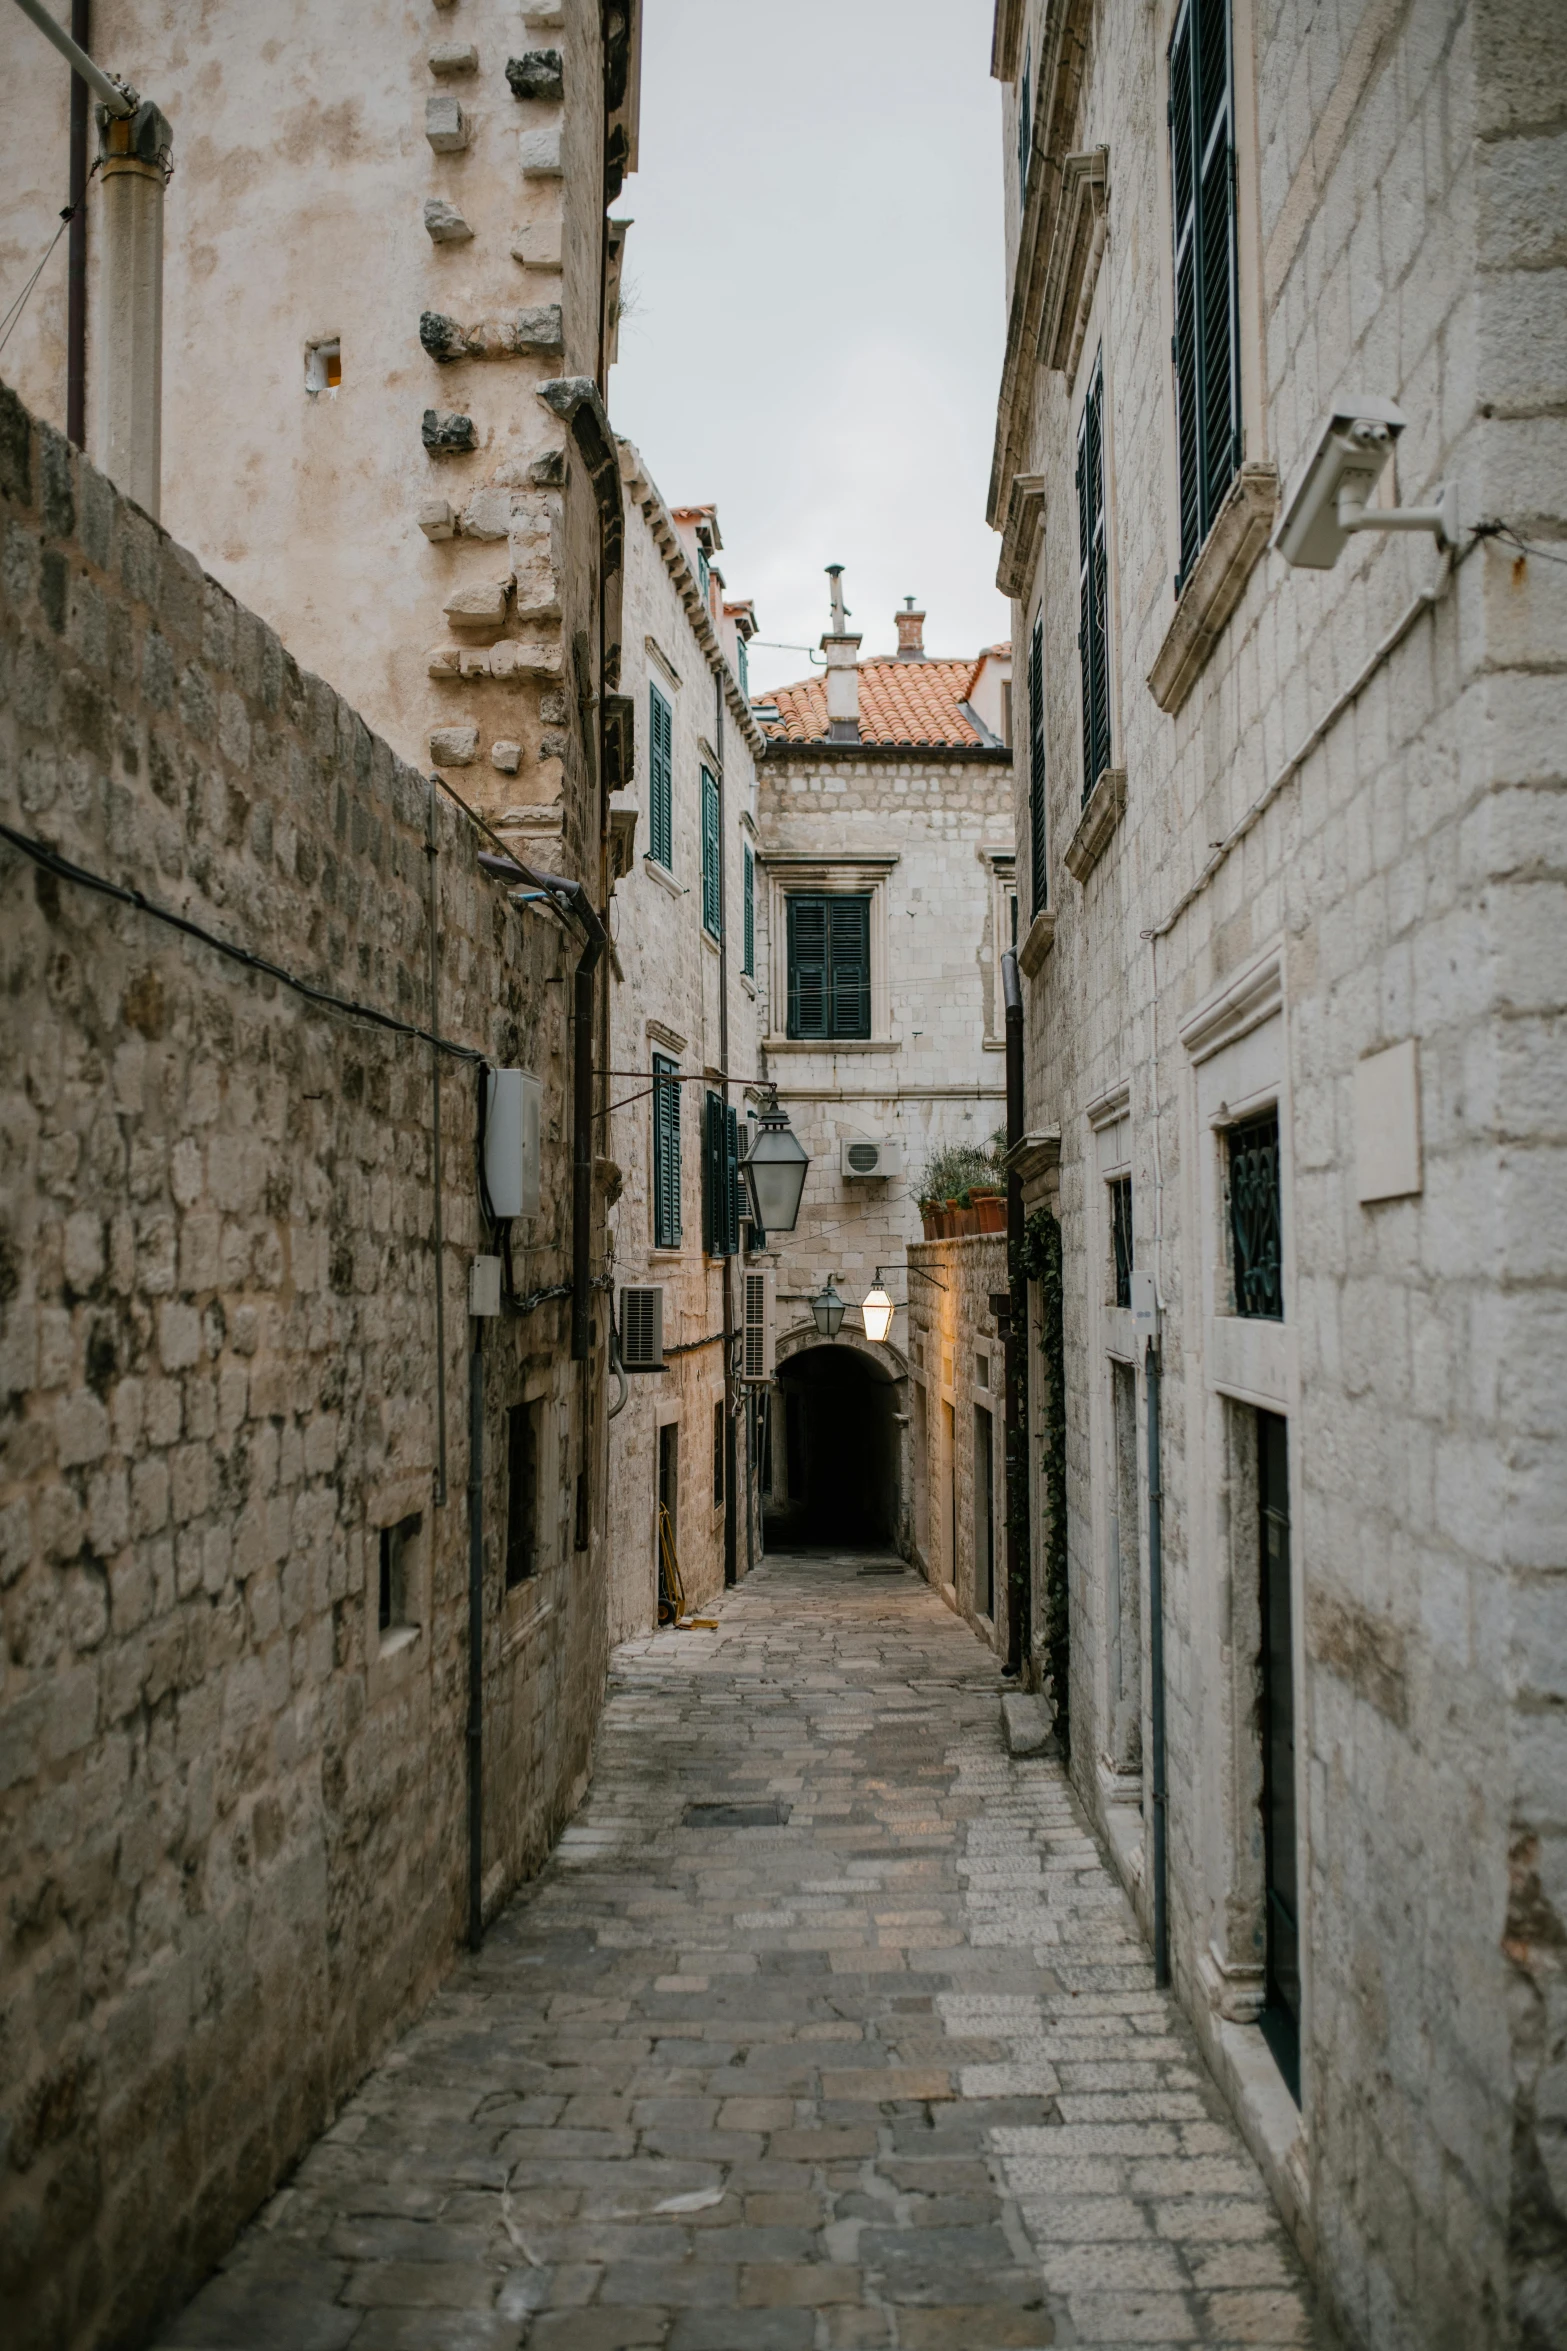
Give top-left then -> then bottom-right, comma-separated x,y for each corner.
1107,1361 -> 1142,1778
657,1420 -> 679,1605
1257,1408 -> 1300,2100
764,1345 -> 900,1548
974,1402 -> 995,1621
942,1398 -> 956,1587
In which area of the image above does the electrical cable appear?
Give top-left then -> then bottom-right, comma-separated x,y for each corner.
0,202 -> 80,362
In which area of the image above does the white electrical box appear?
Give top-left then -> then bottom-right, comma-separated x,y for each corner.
483,1068 -> 541,1218
840,1138 -> 904,1179
1131,1266 -> 1160,1346
469,1254 -> 502,1318
740,1267 -> 777,1382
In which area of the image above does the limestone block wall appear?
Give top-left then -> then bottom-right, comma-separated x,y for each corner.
0,389 -> 609,2350
995,1 -> 1567,2343
603,456 -> 764,1638
907,1235 -> 1008,1654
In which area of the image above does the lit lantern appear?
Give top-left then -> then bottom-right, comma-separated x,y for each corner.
741,1088 -> 810,1235
810,1277 -> 846,1339
861,1274 -> 894,1344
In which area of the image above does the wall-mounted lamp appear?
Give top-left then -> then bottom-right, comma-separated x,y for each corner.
810,1276 -> 845,1339
861,1273 -> 895,1344
742,1087 -> 809,1235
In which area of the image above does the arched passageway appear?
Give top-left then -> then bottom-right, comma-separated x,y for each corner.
764,1338 -> 902,1549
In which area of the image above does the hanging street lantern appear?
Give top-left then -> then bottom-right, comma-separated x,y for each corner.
861,1273 -> 894,1344
810,1276 -> 846,1339
741,1086 -> 810,1235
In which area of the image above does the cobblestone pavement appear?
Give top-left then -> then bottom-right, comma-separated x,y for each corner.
159,1554 -> 1328,2350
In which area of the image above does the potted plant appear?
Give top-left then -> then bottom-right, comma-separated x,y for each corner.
919,1142 -> 1005,1240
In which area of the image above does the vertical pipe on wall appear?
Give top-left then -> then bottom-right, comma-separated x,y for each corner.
466,1322 -> 485,1950
426,782 -> 448,1508
1146,1337 -> 1169,1987
1001,948 -> 1029,1677
65,0 -> 89,448
715,667 -> 738,1586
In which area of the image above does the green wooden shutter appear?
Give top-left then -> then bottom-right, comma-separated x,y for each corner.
652,1054 -> 681,1249
828,897 -> 871,1039
649,682 -> 673,868
701,766 -> 722,937
1028,615 -> 1047,914
1017,39 -> 1033,212
724,1104 -> 741,1256
1169,0 -> 1239,584
743,843 -> 755,977
1076,358 -> 1111,803
787,897 -> 829,1038
703,1089 -> 738,1256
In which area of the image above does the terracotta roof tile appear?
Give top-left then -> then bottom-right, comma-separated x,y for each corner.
760,657 -> 990,747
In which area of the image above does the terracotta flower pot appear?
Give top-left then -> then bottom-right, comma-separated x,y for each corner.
919,1204 -> 944,1241
974,1194 -> 1006,1234
952,1206 -> 981,1237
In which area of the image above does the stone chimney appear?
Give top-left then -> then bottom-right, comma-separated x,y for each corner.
822,562 -> 862,743
895,596 -> 926,660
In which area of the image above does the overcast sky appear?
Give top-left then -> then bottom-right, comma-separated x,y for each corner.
612,0 -> 1011,698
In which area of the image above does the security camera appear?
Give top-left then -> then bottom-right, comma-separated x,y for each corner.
1275,394 -> 1459,568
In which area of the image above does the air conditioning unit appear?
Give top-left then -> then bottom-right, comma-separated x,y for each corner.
619,1285 -> 665,1371
740,1267 -> 777,1382
484,1068 -> 542,1218
840,1138 -> 904,1180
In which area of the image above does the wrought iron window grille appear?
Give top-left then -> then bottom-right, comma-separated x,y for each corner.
1227,1109 -> 1283,1319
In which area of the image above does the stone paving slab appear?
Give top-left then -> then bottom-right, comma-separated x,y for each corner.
155,1553 -> 1331,2350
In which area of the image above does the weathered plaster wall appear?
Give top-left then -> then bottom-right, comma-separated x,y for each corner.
0,387 -> 608,2350
997,1 -> 1567,2344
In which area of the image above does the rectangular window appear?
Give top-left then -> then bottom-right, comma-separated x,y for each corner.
505,1403 -> 541,1586
737,634 -> 749,699
378,1514 -> 421,1635
1110,1175 -> 1134,1310
712,1399 -> 725,1507
786,894 -> 871,1041
697,545 -> 710,604
1076,353 -> 1111,804
1169,0 -> 1241,583
649,681 -> 673,868
1028,614 -> 1048,913
700,765 -> 722,938
652,1054 -> 681,1250
703,1090 -> 740,1258
1228,1109 -> 1282,1319
743,843 -> 755,977
1017,38 -> 1033,210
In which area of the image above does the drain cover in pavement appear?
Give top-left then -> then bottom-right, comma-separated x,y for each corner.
683,1800 -> 792,1828
856,1562 -> 906,1576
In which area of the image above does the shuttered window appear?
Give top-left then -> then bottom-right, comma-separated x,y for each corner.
701,765 -> 722,938
743,843 -> 755,977
1028,614 -> 1047,914
1017,39 -> 1033,211
786,894 -> 871,1041
649,681 -> 673,869
1076,353 -> 1111,804
652,1053 -> 681,1249
703,1091 -> 740,1257
1169,0 -> 1241,585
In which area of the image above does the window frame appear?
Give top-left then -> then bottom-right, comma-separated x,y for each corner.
1076,349 -> 1112,805
703,1089 -> 741,1258
700,764 -> 722,940
652,1053 -> 682,1250
742,841 -> 755,978
1027,612 -> 1048,912
1168,0 -> 1242,588
785,892 -> 872,1043
505,1401 -> 542,1586
648,679 -> 673,870
1017,36 -> 1033,213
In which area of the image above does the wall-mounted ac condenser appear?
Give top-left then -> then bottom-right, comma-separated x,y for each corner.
839,1138 -> 904,1179
620,1286 -> 665,1371
740,1267 -> 777,1382
483,1068 -> 542,1218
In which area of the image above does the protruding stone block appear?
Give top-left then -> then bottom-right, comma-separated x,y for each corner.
458,646 -> 492,678
424,197 -> 473,244
490,740 -> 523,774
429,724 -> 479,767
514,305 -> 563,352
426,645 -> 461,677
512,221 -> 563,273
528,448 -> 566,487
418,499 -> 456,542
1000,1691 -> 1057,1757
422,409 -> 477,455
425,93 -> 469,152
428,42 -> 478,75
506,51 -> 564,101
443,579 -> 510,627
421,311 -> 468,365
460,487 -> 514,541
491,638 -> 563,680
518,126 -> 563,177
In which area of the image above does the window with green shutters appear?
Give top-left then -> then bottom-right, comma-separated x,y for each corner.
700,766 -> 722,938
1076,353 -> 1111,804
652,1054 -> 681,1249
648,681 -> 673,869
736,634 -> 749,700
703,1091 -> 740,1257
743,843 -> 755,977
786,894 -> 871,1041
1028,614 -> 1047,913
1169,0 -> 1241,585
1017,39 -> 1033,212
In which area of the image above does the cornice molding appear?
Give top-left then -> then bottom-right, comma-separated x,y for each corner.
1063,765 -> 1126,883
997,473 -> 1047,598
617,438 -> 764,761
1147,464 -> 1280,715
1179,947 -> 1284,1065
1039,147 -> 1109,378
991,0 -> 1025,81
1018,908 -> 1057,977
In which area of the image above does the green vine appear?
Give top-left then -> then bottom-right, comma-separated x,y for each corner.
1017,1207 -> 1069,1761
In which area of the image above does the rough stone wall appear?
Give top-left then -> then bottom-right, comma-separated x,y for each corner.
755,746 -> 1013,1381
997,1 -> 1566,2344
603,458 -> 763,1639
0,0 -> 607,796
0,390 -> 609,2350
907,1234 -> 1008,1652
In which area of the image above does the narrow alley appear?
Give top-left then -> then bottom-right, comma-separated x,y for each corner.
158,1558 -> 1322,2351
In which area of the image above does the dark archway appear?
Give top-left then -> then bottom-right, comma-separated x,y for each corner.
764,1339 -> 901,1549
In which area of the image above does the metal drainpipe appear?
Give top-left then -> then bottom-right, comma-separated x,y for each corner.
426,782 -> 448,1507
466,1316 -> 485,1950
1001,948 -> 1029,1677
716,669 -> 738,1585
1146,1336 -> 1169,1987
66,0 -> 89,448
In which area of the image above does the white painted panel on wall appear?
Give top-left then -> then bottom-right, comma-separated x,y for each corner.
1355,1039 -> 1422,1203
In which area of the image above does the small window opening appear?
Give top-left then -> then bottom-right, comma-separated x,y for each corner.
306,340 -> 342,396
378,1513 -> 421,1637
506,1403 -> 541,1586
1110,1174 -> 1134,1310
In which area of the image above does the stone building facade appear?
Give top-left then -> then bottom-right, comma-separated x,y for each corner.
603,451 -> 765,1640
988,2 -> 1567,2345
754,599 -> 1014,1553
905,1232 -> 1010,1656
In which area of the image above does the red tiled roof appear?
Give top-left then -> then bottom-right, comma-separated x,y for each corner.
760,657 -> 989,747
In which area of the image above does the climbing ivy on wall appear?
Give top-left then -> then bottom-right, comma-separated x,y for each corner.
1018,1207 -> 1069,1761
